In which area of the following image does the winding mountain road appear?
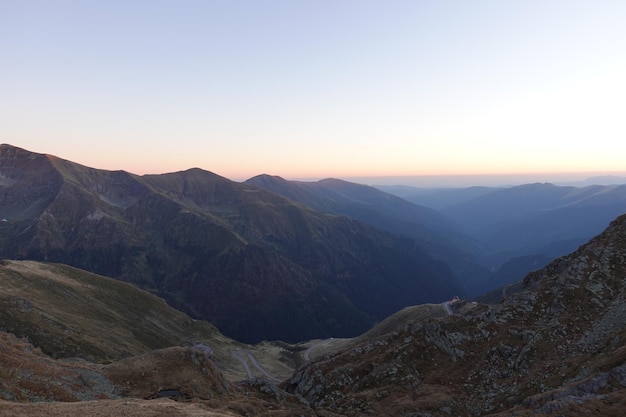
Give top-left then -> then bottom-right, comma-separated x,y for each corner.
232,349 -> 282,383
231,302 -> 456,382
192,343 -> 213,358
303,339 -> 334,362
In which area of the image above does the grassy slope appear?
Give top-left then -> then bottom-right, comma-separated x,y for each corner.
0,260 -> 218,360
0,260 -> 314,382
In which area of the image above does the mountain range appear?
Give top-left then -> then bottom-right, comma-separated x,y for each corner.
1,209 -> 626,416
0,144 -> 461,343
245,174 -> 488,287
381,181 -> 626,292
0,143 -> 626,416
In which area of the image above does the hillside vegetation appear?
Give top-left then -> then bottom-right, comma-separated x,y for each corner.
0,260 -> 221,361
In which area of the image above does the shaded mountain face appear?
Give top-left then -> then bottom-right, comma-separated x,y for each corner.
0,144 -> 461,343
287,213 -> 626,416
245,174 -> 489,289
378,184 -> 501,210
245,175 -> 456,233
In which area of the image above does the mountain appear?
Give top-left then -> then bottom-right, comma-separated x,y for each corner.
0,258 -> 322,386
0,144 -> 461,343
0,327 -> 311,416
561,175 -> 626,186
377,184 -> 501,210
484,253 -> 552,288
441,182 -> 626,262
2,214 -> 626,416
0,259 -> 303,383
245,175 -> 488,286
384,182 -> 626,292
245,175 -> 457,234
383,182 -> 626,265
0,259 -> 221,363
287,213 -> 626,416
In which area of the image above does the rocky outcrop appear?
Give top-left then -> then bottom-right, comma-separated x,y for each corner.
103,346 -> 230,400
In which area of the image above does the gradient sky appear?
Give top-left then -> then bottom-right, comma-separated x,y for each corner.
1,1 -> 625,183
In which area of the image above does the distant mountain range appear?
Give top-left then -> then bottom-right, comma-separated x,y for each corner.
380,181 -> 626,291
0,144 -> 461,343
1,143 -> 625,344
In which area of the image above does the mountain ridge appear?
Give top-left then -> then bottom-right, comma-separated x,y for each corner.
0,144 -> 461,343
245,173 -> 489,290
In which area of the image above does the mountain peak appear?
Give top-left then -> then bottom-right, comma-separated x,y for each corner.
0,143 -> 44,158
245,173 -> 288,183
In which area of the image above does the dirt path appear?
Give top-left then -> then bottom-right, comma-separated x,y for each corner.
303,339 -> 334,361
231,349 -> 281,382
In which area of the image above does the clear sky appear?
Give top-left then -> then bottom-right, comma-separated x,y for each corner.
1,1 -> 625,184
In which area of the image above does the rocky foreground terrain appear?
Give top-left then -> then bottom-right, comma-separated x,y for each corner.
1,213 -> 626,415
0,334 -> 315,416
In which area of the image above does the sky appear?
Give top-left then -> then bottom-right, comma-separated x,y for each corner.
1,1 -> 626,185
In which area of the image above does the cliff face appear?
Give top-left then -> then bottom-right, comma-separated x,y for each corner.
287,214 -> 626,416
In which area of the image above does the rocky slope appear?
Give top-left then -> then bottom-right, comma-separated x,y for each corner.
287,213 -> 626,416
0,144 -> 461,343
0,331 -> 318,417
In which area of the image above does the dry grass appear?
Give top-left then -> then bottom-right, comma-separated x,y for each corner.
0,398 -> 238,417
0,259 -> 314,383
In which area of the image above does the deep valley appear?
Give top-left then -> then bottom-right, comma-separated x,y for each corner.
0,144 -> 625,416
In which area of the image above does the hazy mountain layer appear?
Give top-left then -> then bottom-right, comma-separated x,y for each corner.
246,174 -> 489,289
383,182 -> 626,294
441,182 -> 626,257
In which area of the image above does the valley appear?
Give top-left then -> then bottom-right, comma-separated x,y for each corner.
0,144 -> 625,416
